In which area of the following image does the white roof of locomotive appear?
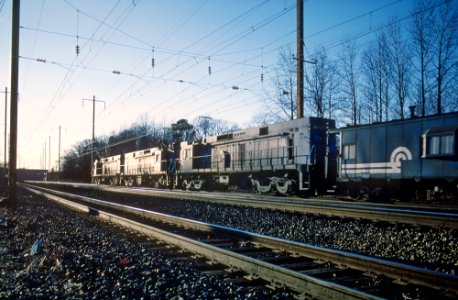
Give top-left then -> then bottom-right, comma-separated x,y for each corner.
212,117 -> 312,145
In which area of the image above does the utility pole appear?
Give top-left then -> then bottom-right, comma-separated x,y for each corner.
50,125 -> 63,177
0,87 -> 8,171
296,0 -> 304,119
58,125 -> 61,180
0,87 -> 8,192
4,87 -> 7,171
8,0 -> 20,204
48,135 -> 51,171
82,96 -> 105,179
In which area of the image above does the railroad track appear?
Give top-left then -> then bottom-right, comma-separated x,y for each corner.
21,183 -> 458,300
28,181 -> 458,229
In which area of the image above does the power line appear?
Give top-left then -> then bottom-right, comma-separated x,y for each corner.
19,25 -> 286,72
19,0 -> 440,169
82,96 -> 106,177
24,0 -> 129,148
0,0 -> 6,15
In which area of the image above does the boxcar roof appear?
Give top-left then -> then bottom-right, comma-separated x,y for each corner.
329,111 -> 458,133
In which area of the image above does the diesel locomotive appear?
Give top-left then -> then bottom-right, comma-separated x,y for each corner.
92,112 -> 458,201
93,117 -> 336,196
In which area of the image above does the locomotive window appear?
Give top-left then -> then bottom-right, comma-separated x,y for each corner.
425,133 -> 454,156
259,127 -> 268,136
343,144 -> 356,160
288,138 -> 294,160
238,144 -> 246,166
184,149 -> 191,159
217,133 -> 233,141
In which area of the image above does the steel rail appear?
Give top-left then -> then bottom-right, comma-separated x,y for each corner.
28,181 -> 458,229
21,183 -> 458,298
21,183 -> 380,300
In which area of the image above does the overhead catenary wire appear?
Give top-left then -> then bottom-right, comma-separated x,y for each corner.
22,0 -> 418,132
25,0 -> 125,144
14,0 -> 445,169
85,1 -> 451,155
17,0 -> 294,125
77,2 -> 295,128
57,0 -> 408,149
86,1 -> 418,125
24,0 -> 141,158
21,0 -> 46,94
0,0 -> 6,15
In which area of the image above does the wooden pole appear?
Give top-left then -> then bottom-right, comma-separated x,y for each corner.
8,0 -> 20,204
296,0 -> 304,119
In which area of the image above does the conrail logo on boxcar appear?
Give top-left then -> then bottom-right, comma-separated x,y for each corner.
343,147 -> 413,175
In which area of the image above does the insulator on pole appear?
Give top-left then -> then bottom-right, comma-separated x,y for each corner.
208,56 -> 211,76
152,47 -> 155,68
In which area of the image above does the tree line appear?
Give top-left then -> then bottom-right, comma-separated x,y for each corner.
260,0 -> 457,126
57,116 -> 239,182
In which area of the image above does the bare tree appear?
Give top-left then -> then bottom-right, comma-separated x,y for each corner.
388,19 -> 412,119
269,46 -> 297,120
304,47 -> 336,118
192,116 -> 240,139
379,32 -> 392,121
248,111 -> 285,127
429,0 -> 458,114
410,0 -> 433,116
361,32 -> 392,122
361,44 -> 378,123
338,39 -> 360,125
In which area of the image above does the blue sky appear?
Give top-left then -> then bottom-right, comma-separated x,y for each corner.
0,0 -> 420,169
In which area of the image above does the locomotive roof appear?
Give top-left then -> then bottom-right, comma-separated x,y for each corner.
213,116 -> 334,144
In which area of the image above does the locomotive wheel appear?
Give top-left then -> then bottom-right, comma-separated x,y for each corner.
181,180 -> 189,190
253,180 -> 272,194
125,178 -> 134,187
275,180 -> 292,195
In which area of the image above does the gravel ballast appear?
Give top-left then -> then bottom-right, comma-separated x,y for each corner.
0,190 -> 295,299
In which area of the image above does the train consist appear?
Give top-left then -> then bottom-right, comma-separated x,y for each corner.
93,117 -> 336,195
92,112 -> 458,201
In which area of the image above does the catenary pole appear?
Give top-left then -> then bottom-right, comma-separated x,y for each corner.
4,87 -> 7,170
0,87 -> 8,191
8,0 -> 20,204
48,136 -> 51,171
0,87 -> 8,171
296,0 -> 304,119
58,125 -> 61,179
82,96 -> 105,180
